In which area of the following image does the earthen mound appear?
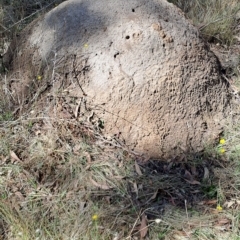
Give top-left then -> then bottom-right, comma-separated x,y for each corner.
4,0 -> 232,158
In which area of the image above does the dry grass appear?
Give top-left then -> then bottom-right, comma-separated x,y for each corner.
168,0 -> 240,45
0,0 -> 64,30
1,0 -> 240,240
0,114 -> 133,239
0,0 -> 66,73
1,94 -> 240,239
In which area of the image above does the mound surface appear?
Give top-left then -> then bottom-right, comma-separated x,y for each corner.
4,0 -> 232,158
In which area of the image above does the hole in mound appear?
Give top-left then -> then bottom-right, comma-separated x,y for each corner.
114,52 -> 119,58
132,8 -> 135,12
125,35 -> 130,40
201,122 -> 208,130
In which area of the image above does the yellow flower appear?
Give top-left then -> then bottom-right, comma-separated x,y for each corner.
219,148 -> 226,154
92,214 -> 98,221
219,138 -> 226,144
37,75 -> 42,81
216,204 -> 223,211
84,43 -> 88,48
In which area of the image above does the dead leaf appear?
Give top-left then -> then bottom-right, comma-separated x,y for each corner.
169,196 -> 177,206
145,189 -> 159,204
79,202 -> 86,212
14,191 -> 25,201
60,109 -> 72,119
66,191 -> 74,200
11,197 -> 20,212
1,156 -> 9,163
135,161 -> 142,176
73,179 -> 79,190
11,186 -> 18,192
105,196 -> 111,204
133,182 -> 138,197
140,213 -> 148,239
167,161 -> 173,171
57,103 -> 63,111
214,225 -> 228,231
74,98 -> 82,118
185,179 -> 201,185
191,190 -> 201,193
217,218 -> 231,225
191,165 -> 197,176
83,151 -> 91,163
172,231 -> 190,240
178,154 -> 185,162
210,209 -> 222,214
73,144 -> 81,153
46,193 -> 53,202
204,199 -> 218,205
163,164 -> 167,171
10,151 -> 22,162
203,167 -> 209,180
224,200 -> 235,208
184,170 -> 193,181
90,177 -> 112,190
113,233 -> 121,240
